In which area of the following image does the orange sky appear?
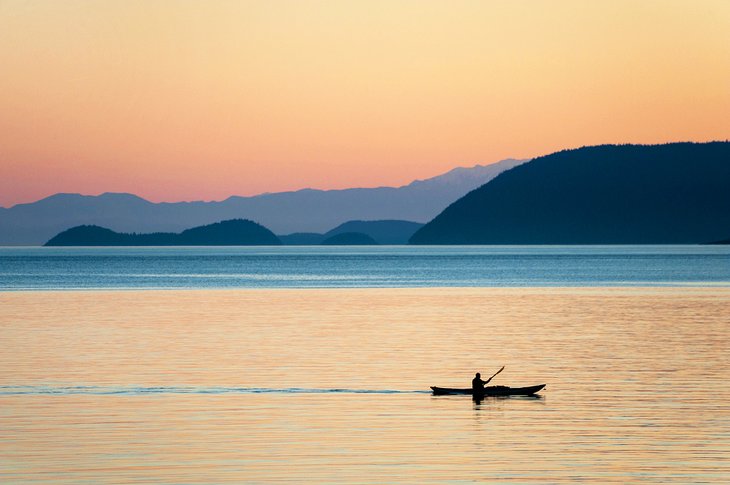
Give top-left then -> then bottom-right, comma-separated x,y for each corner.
1,0 -> 729,207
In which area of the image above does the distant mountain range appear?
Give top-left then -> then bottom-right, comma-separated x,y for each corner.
45,219 -> 281,246
0,159 -> 526,246
11,142 -> 728,246
410,142 -> 730,244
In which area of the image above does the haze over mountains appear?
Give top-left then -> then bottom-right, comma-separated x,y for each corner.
7,142 -> 730,246
0,159 -> 525,246
411,142 -> 730,244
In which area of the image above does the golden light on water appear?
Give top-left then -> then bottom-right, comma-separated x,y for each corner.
2,288 -> 729,482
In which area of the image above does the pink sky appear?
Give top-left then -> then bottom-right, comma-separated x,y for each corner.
1,1 -> 729,207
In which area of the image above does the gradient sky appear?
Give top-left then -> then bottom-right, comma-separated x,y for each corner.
1,0 -> 729,207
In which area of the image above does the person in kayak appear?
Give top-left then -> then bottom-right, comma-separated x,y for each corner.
472,367 -> 505,394
472,372 -> 487,393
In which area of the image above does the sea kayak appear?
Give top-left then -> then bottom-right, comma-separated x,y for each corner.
430,384 -> 546,396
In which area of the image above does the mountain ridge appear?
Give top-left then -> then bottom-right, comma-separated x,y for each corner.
1,159 -> 526,245
410,142 -> 730,244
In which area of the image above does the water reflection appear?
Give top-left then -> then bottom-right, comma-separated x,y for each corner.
472,393 -> 545,406
1,288 -> 729,483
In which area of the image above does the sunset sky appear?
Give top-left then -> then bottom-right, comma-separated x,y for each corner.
1,0 -> 729,207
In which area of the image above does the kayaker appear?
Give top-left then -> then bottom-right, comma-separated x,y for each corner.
472,372 -> 487,392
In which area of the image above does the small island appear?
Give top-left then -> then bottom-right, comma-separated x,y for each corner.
45,219 -> 282,246
320,232 -> 378,245
277,220 -> 423,245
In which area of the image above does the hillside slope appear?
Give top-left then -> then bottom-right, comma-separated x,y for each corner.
45,219 -> 281,246
410,142 -> 730,244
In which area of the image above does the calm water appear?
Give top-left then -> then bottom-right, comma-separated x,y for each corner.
1,247 -> 729,482
1,245 -> 730,289
1,288 -> 729,483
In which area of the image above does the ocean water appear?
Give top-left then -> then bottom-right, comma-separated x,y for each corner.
1,248 -> 729,483
1,245 -> 729,289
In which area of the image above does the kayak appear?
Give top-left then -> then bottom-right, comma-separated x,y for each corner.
430,384 -> 546,396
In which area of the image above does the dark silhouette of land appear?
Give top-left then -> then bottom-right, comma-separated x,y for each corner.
2,159 -> 525,246
45,219 -> 281,246
320,232 -> 378,245
278,232 -> 326,245
322,220 -> 423,245
278,220 -> 424,245
410,142 -> 730,244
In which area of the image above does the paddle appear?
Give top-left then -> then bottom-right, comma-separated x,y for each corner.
484,366 -> 505,385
